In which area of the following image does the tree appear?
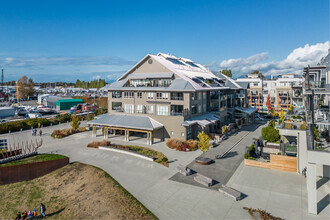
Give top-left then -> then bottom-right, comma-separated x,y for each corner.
266,94 -> 272,112
16,76 -> 34,100
262,126 -> 280,143
270,108 -> 276,118
221,69 -> 232,78
250,70 -> 264,79
197,131 -> 212,153
71,113 -> 80,130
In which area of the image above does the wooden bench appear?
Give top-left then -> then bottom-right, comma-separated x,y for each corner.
194,173 -> 213,187
176,164 -> 192,176
218,184 -> 243,201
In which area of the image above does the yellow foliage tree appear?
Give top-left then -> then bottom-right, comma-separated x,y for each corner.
197,131 -> 212,153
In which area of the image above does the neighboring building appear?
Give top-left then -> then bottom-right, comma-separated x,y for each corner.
236,73 -> 303,112
56,99 -> 83,110
88,53 -> 254,143
279,50 -> 330,215
37,94 -> 51,104
42,95 -> 63,108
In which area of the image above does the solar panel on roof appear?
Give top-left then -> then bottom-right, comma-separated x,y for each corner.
166,58 -> 185,66
186,61 -> 200,68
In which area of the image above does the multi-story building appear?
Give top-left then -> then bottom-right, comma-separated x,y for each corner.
279,50 -> 330,215
88,53 -> 254,143
236,73 -> 303,112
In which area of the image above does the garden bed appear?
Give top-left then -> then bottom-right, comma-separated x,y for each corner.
0,154 -> 67,167
51,127 -> 88,138
166,139 -> 197,152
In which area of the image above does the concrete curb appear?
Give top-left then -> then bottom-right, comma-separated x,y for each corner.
98,146 -> 154,162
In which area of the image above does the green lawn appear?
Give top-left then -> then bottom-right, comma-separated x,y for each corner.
0,154 -> 67,167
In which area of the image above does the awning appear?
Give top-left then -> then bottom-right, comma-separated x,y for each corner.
235,107 -> 258,115
88,114 -> 163,131
182,113 -> 220,127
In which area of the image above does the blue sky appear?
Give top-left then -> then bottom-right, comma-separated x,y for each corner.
0,0 -> 329,82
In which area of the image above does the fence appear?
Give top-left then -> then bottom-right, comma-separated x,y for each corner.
0,157 -> 69,185
244,154 -> 297,173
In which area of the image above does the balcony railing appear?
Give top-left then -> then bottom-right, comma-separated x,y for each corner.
171,96 -> 184,101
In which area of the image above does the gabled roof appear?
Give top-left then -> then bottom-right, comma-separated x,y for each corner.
88,114 -> 163,131
110,53 -> 229,91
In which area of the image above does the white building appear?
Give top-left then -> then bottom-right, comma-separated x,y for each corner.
236,73 -> 303,112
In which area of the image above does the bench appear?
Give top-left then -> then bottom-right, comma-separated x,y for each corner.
194,173 -> 213,187
176,164 -> 192,176
218,184 -> 243,201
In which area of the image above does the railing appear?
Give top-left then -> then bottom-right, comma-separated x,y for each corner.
171,96 -> 184,101
113,107 -> 124,112
170,112 -> 183,116
112,95 -> 122,98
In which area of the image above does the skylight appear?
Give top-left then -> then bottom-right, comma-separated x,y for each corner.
166,58 -> 185,66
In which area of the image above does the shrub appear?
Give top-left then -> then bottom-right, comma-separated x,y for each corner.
269,120 -> 275,128
87,142 -> 99,148
248,156 -> 255,160
166,139 -> 198,151
262,126 -> 280,143
100,139 -> 111,146
94,108 -> 108,116
284,123 -> 292,129
244,153 -> 248,159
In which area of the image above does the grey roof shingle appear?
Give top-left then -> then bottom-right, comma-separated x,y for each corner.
88,114 -> 163,131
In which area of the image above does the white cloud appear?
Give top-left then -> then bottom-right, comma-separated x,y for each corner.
92,75 -> 101,80
216,41 -> 330,77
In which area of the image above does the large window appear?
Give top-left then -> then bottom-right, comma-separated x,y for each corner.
112,102 -> 122,111
112,91 -> 122,98
171,92 -> 184,100
124,92 -> 134,99
136,105 -> 143,113
156,105 -> 169,116
124,104 -> 134,113
147,105 -> 154,114
191,104 -> 198,115
156,92 -> 169,99
137,92 -> 142,99
147,92 -> 154,99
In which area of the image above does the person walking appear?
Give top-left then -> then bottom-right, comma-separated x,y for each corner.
40,203 -> 46,218
39,129 -> 42,136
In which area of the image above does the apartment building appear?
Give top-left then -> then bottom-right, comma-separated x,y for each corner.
88,53 -> 253,143
236,73 -> 303,112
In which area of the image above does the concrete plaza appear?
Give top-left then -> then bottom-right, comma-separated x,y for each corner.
1,123 -> 329,219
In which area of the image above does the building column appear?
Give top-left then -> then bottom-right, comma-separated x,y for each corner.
104,127 -> 109,139
307,162 -> 317,215
92,125 -> 97,137
124,130 -> 130,142
146,132 -> 150,145
150,132 -> 153,145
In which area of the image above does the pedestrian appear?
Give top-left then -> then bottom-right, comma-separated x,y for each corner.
32,129 -> 34,136
34,128 -> 37,136
15,212 -> 21,220
40,203 -> 46,218
28,211 -> 32,219
39,129 -> 42,136
32,209 -> 37,219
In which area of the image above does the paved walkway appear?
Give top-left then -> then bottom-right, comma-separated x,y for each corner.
1,123 -> 329,219
169,122 -> 266,190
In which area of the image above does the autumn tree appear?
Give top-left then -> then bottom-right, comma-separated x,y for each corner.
71,113 -> 80,130
16,76 -> 34,99
197,131 -> 212,154
266,94 -> 272,112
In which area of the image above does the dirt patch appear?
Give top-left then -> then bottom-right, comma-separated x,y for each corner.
0,163 -> 157,219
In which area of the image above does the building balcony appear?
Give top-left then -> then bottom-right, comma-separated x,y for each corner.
171,96 -> 184,101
